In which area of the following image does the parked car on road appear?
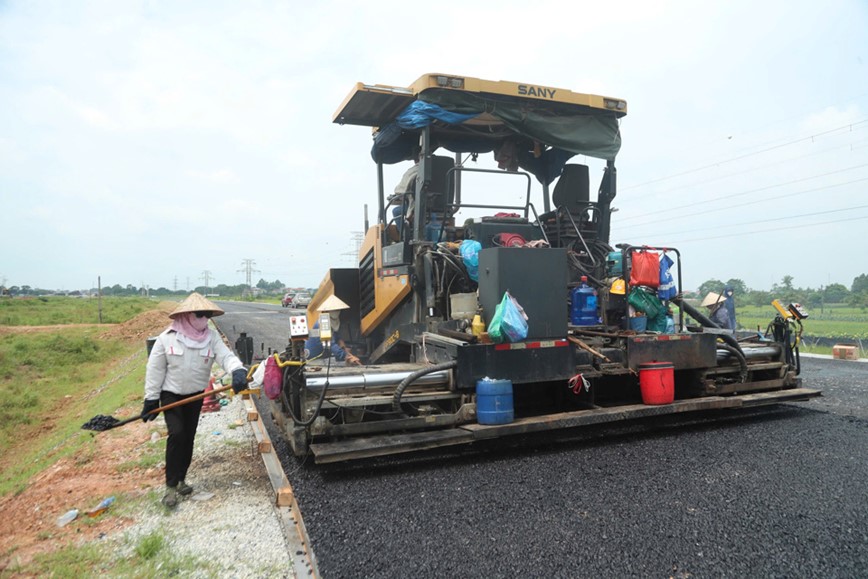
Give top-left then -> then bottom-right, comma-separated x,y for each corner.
281,293 -> 295,308
291,292 -> 312,308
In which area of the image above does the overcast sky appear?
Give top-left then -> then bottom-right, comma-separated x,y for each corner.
1,0 -> 866,294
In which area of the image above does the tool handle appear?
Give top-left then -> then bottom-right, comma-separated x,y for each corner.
104,383 -> 240,431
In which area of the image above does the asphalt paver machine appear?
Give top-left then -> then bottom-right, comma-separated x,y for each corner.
265,73 -> 820,463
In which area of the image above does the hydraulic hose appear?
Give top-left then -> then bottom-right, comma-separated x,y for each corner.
392,361 -> 457,415
284,351 -> 332,427
672,295 -> 744,356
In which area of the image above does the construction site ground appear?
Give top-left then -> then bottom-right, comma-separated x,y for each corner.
0,306 -> 292,577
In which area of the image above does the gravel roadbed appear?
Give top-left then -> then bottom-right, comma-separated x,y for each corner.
112,394 -> 294,578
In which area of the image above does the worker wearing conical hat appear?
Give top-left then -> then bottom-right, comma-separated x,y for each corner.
142,292 -> 247,508
701,291 -> 731,331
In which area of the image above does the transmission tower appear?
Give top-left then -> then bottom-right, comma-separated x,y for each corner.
342,231 -> 364,263
238,259 -> 260,289
200,270 -> 213,293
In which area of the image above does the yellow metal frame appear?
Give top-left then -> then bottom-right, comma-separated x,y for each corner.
360,224 -> 412,336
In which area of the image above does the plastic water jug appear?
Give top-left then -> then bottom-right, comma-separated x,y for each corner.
570,276 -> 598,326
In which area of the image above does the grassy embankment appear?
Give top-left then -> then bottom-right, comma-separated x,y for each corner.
0,297 -> 160,494
0,296 -> 211,575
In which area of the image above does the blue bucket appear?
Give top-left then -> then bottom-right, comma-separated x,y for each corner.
476,379 -> 514,425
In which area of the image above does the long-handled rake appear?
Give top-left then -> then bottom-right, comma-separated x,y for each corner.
82,383 -> 239,432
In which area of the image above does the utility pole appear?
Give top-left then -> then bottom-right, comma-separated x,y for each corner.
173,276 -> 178,291
97,276 -> 102,324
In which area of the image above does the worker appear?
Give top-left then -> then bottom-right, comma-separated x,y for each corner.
701,291 -> 731,331
141,292 -> 248,508
304,311 -> 361,366
387,152 -> 420,241
723,285 -> 737,331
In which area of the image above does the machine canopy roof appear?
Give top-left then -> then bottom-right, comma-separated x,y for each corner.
333,74 -> 625,185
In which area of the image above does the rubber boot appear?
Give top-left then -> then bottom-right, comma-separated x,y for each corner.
162,486 -> 179,508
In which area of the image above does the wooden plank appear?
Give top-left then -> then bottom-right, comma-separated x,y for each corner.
459,396 -> 743,440
310,429 -> 474,463
241,398 -> 320,578
736,387 -> 821,406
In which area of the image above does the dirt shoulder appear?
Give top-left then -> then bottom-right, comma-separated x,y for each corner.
0,304 -> 169,571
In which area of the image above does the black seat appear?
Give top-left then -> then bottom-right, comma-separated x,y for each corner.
552,164 -> 590,211
427,155 -> 455,214
541,164 -> 598,246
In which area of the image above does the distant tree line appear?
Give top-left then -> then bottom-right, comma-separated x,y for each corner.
696,274 -> 868,310
1,278 -> 299,298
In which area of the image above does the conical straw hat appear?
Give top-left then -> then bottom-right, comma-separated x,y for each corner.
700,292 -> 724,308
318,294 -> 350,312
169,292 -> 225,319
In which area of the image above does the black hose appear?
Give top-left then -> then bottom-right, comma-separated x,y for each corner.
284,352 -> 332,427
672,295 -> 744,356
392,361 -> 457,415
717,343 -> 748,383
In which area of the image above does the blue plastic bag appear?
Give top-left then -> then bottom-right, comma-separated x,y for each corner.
459,240 -> 482,281
658,253 -> 677,300
501,292 -> 528,342
488,291 -> 528,343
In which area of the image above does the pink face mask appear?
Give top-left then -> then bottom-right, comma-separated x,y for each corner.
189,315 -> 209,332
171,312 -> 211,342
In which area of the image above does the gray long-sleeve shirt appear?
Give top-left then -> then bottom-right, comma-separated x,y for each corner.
144,327 -> 244,400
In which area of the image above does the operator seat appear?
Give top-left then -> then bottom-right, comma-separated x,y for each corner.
426,155 -> 455,214
541,163 -> 598,245
552,163 -> 590,210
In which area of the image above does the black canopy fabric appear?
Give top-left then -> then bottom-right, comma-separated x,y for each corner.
371,88 -> 621,185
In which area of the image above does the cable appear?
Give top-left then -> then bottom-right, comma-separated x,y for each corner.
657,214 -> 868,244
621,119 -> 868,191
619,163 -> 868,223
634,204 -> 868,238
283,348 -> 332,427
620,138 -> 868,200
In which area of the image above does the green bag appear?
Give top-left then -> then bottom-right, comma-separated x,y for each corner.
487,293 -> 509,344
627,287 -> 664,318
646,314 -> 669,333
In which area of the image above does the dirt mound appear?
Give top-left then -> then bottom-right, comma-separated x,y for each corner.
97,303 -> 175,344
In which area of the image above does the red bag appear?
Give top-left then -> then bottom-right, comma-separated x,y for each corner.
263,356 -> 283,400
630,249 -> 660,288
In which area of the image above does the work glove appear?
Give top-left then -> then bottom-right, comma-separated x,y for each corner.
231,368 -> 248,394
141,398 -> 160,422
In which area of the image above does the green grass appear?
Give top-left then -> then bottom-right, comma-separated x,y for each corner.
14,527 -> 210,578
0,299 -> 162,496
0,296 -> 159,326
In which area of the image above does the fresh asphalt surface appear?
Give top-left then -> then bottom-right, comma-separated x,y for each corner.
215,301 -> 868,578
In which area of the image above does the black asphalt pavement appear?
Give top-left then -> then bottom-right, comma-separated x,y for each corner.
215,302 -> 868,578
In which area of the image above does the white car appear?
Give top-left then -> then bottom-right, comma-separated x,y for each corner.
291,293 -> 312,308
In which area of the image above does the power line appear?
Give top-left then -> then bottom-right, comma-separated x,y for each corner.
657,214 -> 868,244
620,137 -> 868,200
620,173 -> 868,227
637,204 -> 868,239
621,119 -> 868,191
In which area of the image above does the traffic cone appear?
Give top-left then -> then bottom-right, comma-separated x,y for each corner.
202,377 -> 221,413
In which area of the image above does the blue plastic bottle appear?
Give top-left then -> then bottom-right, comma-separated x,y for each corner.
570,276 -> 598,326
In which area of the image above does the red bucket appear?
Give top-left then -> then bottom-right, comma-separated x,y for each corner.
639,362 -> 674,405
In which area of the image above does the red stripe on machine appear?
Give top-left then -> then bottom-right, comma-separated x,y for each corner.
494,339 -> 569,351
